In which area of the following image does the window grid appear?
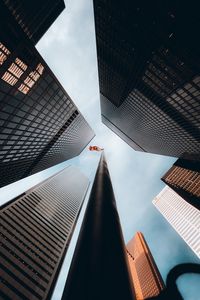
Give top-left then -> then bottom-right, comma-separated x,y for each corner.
0,34 -> 94,188
0,167 -> 89,300
95,1 -> 200,157
0,42 -> 10,65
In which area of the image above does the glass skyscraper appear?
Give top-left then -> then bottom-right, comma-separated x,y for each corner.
0,166 -> 89,300
93,0 -> 200,157
0,1 -> 94,187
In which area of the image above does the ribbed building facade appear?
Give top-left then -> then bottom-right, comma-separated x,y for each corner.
2,0 -> 65,44
0,166 -> 89,300
162,154 -> 200,210
153,186 -> 200,259
94,0 -> 200,157
126,232 -> 165,300
0,2 -> 95,187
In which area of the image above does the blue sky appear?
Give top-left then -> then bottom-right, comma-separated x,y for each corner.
1,0 -> 199,299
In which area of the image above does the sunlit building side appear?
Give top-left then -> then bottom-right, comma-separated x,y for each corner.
93,0 -> 200,157
126,232 -> 165,299
0,2 -> 95,187
2,0 -> 65,45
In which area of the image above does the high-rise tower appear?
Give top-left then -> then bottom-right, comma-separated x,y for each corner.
2,0 -> 65,45
162,154 -> 200,210
126,232 -> 165,300
61,154 -> 135,300
93,0 -> 200,157
0,166 -> 89,300
0,2 -> 95,187
153,186 -> 200,259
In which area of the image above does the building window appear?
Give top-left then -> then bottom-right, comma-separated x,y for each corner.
2,58 -> 27,86
0,42 -> 10,66
0,42 -> 44,94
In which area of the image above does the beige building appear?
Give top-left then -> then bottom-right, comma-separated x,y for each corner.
126,232 -> 165,300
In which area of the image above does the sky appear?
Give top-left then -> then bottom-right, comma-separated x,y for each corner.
0,0 -> 199,299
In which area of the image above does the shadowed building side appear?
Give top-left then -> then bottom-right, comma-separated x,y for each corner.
29,114 -> 95,175
2,0 -> 65,45
0,2 -> 95,187
126,232 -> 165,300
61,154 -> 135,300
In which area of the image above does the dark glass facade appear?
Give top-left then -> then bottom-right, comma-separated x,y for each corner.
94,0 -> 200,157
0,2 -> 95,187
0,166 -> 89,300
162,154 -> 200,210
29,113 -> 95,175
2,0 -> 65,44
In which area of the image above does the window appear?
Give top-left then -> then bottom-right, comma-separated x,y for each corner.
0,42 -> 10,65
18,63 -> 44,94
2,58 -> 27,86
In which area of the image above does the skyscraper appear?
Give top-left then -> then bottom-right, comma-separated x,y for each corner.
153,186 -> 200,259
93,0 -> 200,157
2,0 -> 65,45
61,154 -> 135,300
0,165 -> 89,300
0,2 -> 95,187
162,154 -> 200,210
126,232 -> 165,300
